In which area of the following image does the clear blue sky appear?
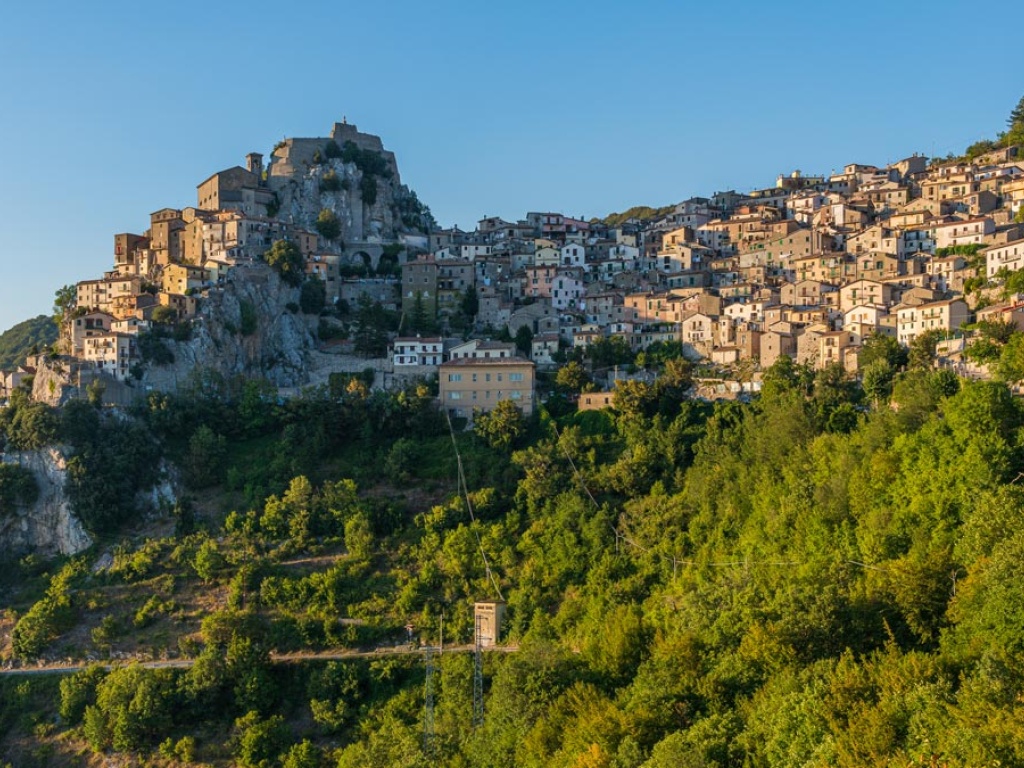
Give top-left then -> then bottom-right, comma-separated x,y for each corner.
1,0 -> 1021,332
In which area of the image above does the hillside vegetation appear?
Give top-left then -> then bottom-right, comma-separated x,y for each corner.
2,358 -> 1024,767
593,204 -> 676,228
0,315 -> 56,371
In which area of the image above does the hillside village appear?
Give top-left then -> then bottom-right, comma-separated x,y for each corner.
5,119 -> 1024,415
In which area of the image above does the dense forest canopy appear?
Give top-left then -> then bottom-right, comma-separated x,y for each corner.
1,359 -> 1024,767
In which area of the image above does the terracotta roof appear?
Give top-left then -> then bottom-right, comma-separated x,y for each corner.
441,357 -> 534,368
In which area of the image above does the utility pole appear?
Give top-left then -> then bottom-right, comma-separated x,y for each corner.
473,613 -> 484,728
423,644 -> 436,758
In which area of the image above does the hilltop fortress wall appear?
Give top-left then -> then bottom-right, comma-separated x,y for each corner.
267,121 -> 400,188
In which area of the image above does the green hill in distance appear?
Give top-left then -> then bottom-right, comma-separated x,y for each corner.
0,315 -> 57,370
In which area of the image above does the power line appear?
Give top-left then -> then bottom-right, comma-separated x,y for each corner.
444,408 -> 504,601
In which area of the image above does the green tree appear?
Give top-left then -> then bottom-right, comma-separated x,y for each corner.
344,512 -> 374,561
64,417 -> 160,534
353,295 -> 389,357
359,173 -> 378,206
151,305 -> 177,325
760,354 -> 813,403
238,378 -> 279,435
265,240 -> 305,287
965,319 -> 1016,366
88,665 -> 176,752
652,357 -> 693,414
300,276 -> 327,314
858,332 -> 908,370
59,665 -> 107,725
812,363 -> 862,432
996,332 -> 1024,383
52,284 -> 77,329
862,359 -> 896,406
908,329 -> 943,370
315,208 -> 341,241
1009,94 -> 1024,128
555,360 -> 592,396
474,399 -> 527,451
965,138 -> 997,160
233,711 -> 289,768
587,335 -> 635,368
0,395 -> 59,450
308,661 -> 366,732
193,537 -> 225,583
461,285 -> 479,319
283,740 -> 323,768
408,291 -> 436,334
515,324 -> 534,356
184,425 -> 227,489
612,378 -> 655,421
0,464 -> 39,515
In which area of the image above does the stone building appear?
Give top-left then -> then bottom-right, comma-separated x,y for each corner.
439,357 -> 536,420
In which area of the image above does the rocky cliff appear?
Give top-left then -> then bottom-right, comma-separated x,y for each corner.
267,121 -> 433,265
0,447 -> 92,557
29,262 -> 318,403
142,261 -> 317,391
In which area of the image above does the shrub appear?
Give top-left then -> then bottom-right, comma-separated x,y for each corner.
151,305 -> 177,325
315,209 -> 341,241
340,141 -> 391,178
138,331 -> 175,365
300,277 -> 327,315
185,425 -> 227,488
193,537 -> 224,583
0,464 -> 39,515
11,561 -> 84,658
320,170 -> 341,193
134,595 -> 174,629
359,174 -> 378,206
265,240 -> 305,287
265,193 -> 280,218
239,300 -> 258,336
318,318 -> 346,341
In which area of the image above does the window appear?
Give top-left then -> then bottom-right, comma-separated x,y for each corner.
485,374 -> 491,382
448,373 -> 462,382
449,391 -> 461,400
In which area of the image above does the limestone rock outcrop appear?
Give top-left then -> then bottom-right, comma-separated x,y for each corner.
142,261 -> 316,391
30,357 -> 76,407
0,447 -> 92,557
267,121 -> 433,266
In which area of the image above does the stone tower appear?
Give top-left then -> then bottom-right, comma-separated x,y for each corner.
246,152 -> 264,176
